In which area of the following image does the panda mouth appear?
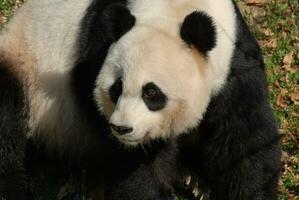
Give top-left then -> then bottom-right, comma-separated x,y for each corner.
118,137 -> 143,145
115,132 -> 150,146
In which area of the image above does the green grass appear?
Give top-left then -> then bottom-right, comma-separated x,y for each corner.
0,0 -> 298,199
0,0 -> 20,18
0,0 -> 15,15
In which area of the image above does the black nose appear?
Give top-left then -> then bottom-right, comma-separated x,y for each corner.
110,123 -> 133,135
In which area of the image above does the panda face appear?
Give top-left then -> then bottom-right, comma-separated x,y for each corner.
94,24 -> 214,146
94,9 -> 218,146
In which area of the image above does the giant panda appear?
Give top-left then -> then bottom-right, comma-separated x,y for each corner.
0,0 -> 282,200
94,0 -> 282,200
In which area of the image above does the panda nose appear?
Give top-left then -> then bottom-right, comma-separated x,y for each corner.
110,123 -> 133,135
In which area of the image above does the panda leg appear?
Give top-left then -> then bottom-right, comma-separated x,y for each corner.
105,164 -> 174,200
0,64 -> 33,200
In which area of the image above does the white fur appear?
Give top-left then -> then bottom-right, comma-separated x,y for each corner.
94,0 -> 237,146
128,0 -> 237,94
96,27 -> 208,146
0,0 -> 97,153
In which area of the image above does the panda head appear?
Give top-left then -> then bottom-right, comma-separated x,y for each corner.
95,11 -> 216,146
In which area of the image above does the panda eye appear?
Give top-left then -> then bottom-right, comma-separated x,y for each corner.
142,82 -> 167,111
109,77 -> 122,104
144,88 -> 157,98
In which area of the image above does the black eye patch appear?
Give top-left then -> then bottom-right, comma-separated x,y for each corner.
142,82 -> 167,111
109,77 -> 122,104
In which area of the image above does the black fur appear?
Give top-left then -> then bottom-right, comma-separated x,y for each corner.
177,4 -> 281,200
142,82 -> 168,111
180,11 -> 216,55
103,139 -> 179,200
0,62 -> 32,199
71,0 -> 135,126
109,77 -> 123,104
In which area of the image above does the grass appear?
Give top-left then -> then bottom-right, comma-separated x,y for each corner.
0,0 -> 23,27
0,0 -> 298,199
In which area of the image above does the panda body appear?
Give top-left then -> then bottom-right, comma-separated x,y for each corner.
0,0 -> 96,153
0,0 -> 137,198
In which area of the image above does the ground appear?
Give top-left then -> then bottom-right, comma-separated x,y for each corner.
0,0 -> 298,200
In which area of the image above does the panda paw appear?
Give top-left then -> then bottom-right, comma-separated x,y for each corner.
183,175 -> 204,200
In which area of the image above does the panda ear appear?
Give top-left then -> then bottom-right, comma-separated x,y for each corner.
180,11 -> 216,55
101,4 -> 136,42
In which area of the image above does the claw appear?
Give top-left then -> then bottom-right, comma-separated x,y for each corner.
192,187 -> 200,197
185,175 -> 191,186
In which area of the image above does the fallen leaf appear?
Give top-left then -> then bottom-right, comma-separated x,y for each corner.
261,28 -> 274,36
276,89 -> 288,108
278,178 -> 284,187
281,119 -> 289,129
289,194 -> 297,200
283,51 -> 294,65
284,74 -> 290,84
250,7 -> 267,23
281,151 -> 289,163
259,39 -> 278,49
281,52 -> 297,73
283,64 -> 298,74
289,88 -> 299,106
237,2 -> 251,16
246,0 -> 266,6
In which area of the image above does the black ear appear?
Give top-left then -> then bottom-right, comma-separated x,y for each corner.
101,4 -> 136,42
180,11 -> 216,55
